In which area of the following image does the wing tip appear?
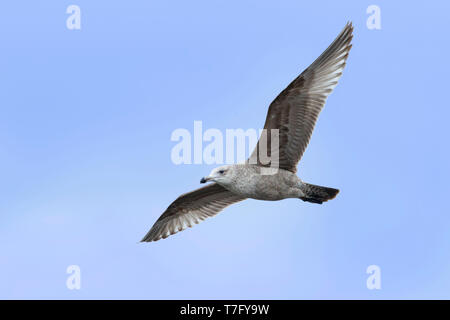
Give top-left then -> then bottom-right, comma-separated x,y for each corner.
140,216 -> 197,243
344,21 -> 354,33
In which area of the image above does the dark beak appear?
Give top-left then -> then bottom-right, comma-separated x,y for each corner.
200,177 -> 208,184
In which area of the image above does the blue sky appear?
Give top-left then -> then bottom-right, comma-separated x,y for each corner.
1,1 -> 449,299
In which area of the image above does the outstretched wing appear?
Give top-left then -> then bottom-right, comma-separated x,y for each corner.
141,183 -> 246,242
248,22 -> 353,172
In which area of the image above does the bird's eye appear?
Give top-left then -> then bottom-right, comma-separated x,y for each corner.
218,170 -> 225,174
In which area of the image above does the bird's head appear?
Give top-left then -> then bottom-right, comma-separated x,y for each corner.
200,165 -> 234,186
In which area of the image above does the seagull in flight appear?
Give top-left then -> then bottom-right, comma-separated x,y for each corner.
142,22 -> 353,242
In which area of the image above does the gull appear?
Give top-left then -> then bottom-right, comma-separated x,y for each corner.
141,22 -> 353,242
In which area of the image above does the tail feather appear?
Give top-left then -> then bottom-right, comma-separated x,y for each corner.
300,182 -> 339,204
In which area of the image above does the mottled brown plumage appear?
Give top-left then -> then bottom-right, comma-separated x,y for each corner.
141,184 -> 245,241
142,22 -> 353,242
248,22 -> 353,172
